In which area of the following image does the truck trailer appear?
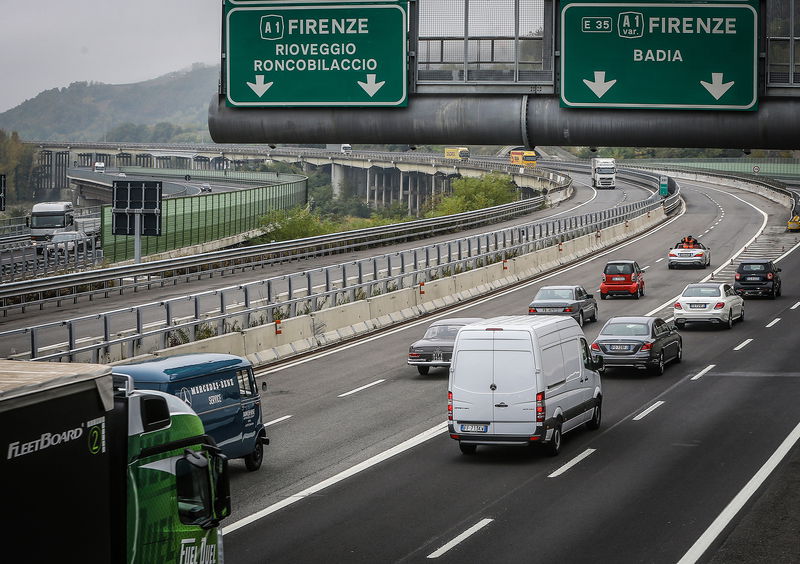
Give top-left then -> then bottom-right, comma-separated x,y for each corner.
0,360 -> 231,563
590,157 -> 617,189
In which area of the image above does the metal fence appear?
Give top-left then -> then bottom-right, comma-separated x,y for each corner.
102,174 -> 307,262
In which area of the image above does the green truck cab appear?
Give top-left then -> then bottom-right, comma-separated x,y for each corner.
0,360 -> 230,563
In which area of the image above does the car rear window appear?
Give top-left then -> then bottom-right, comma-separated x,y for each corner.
682,286 -> 721,297
423,325 -> 462,340
739,263 -> 766,272
534,288 -> 574,300
604,263 -> 633,275
602,322 -> 649,336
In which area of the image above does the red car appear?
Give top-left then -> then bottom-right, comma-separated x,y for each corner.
600,260 -> 645,299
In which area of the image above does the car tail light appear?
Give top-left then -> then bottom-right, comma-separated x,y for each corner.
694,252 -> 704,257
409,352 -> 421,358
591,342 -> 601,351
641,342 -> 653,351
563,307 -> 573,312
669,252 -> 677,257
674,302 -> 682,309
529,307 -> 537,313
535,391 -> 545,422
448,391 -> 453,421
735,273 -> 741,280
767,272 -> 774,280
714,302 -> 725,309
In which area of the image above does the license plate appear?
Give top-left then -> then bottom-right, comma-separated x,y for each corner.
746,276 -> 760,281
460,424 -> 488,433
609,344 -> 629,351
689,303 -> 706,309
612,276 -> 625,281
679,253 -> 691,257
541,307 -> 561,312
433,351 -> 443,361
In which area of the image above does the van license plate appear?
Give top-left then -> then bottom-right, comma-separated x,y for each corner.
460,424 -> 488,433
612,276 -> 625,281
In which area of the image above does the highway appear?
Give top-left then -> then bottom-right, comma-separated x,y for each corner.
207,178 -> 799,563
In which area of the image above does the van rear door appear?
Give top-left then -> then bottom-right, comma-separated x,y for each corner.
491,330 -> 537,435
451,331 -> 494,426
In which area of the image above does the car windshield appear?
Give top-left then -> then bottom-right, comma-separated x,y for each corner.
422,325 -> 462,340
534,288 -> 574,300
740,263 -> 766,272
604,263 -> 633,275
602,322 -> 649,336
682,286 -> 721,297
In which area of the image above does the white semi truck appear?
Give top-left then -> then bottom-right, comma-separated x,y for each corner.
28,201 -> 101,243
590,157 -> 616,189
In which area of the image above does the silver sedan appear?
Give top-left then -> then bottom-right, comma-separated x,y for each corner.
528,285 -> 598,327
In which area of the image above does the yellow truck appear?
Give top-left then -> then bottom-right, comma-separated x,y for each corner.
510,150 -> 538,168
444,147 -> 470,160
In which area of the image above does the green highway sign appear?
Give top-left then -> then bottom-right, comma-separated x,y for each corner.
560,1 -> 758,110
225,2 -> 408,107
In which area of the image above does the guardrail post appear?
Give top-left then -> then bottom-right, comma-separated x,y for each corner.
267,279 -> 273,303
30,328 -> 38,359
102,317 -> 110,357
307,272 -> 313,296
372,258 -> 379,281
165,301 -> 173,327
425,247 -> 430,268
400,253 -> 406,274
494,232 -> 499,250
288,275 -> 294,300
219,291 -> 226,315
357,262 -> 364,285
387,255 -> 392,277
467,239 -> 472,257
502,231 -> 507,248
413,250 -> 419,271
244,286 -> 251,309
458,240 -> 463,261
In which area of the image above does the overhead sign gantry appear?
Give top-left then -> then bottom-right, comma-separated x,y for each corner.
560,1 -> 758,110
224,0 -> 408,107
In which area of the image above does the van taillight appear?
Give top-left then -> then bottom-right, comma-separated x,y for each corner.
735,273 -> 741,280
767,272 -> 774,280
448,391 -> 453,421
535,392 -> 545,422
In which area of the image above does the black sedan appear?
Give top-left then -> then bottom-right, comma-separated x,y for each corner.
528,285 -> 598,327
408,318 -> 483,375
591,316 -> 682,376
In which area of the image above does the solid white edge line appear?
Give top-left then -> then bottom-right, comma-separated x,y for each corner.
646,185 -> 769,318
765,318 -> 781,328
791,301 -> 800,310
691,364 -> 716,381
633,400 -> 665,421
427,518 -> 494,559
547,448 -> 597,478
733,339 -> 753,351
338,379 -> 386,397
264,415 -> 292,427
222,421 -> 448,535
677,420 -> 800,564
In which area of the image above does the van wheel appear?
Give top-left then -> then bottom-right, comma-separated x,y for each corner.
244,442 -> 264,471
417,366 -> 430,376
577,312 -> 584,328
545,423 -> 562,456
459,443 -> 477,455
586,401 -> 602,430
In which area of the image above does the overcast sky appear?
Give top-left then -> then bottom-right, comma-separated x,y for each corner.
0,0 -> 221,113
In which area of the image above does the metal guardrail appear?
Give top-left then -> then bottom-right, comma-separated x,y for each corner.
3,174 -> 669,361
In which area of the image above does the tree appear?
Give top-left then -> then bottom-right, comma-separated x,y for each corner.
426,173 -> 518,217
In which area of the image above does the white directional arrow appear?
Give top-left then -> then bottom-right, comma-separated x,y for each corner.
700,73 -> 734,100
582,71 -> 617,99
357,74 -> 385,97
247,75 -> 273,97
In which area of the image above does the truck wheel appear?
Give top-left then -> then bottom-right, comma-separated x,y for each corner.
244,441 -> 264,471
459,443 -> 477,455
545,423 -> 562,456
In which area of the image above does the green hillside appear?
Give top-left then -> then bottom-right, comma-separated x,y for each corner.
0,63 -> 219,143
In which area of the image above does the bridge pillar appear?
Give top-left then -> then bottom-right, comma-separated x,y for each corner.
381,171 -> 387,208
365,167 -> 371,206
414,174 -> 420,217
331,163 -> 345,198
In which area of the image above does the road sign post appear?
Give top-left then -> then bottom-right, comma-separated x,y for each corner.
225,1 -> 408,107
560,1 -> 758,110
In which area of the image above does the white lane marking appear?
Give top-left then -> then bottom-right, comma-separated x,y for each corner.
222,421 -> 448,534
264,415 -> 292,427
642,265 -> 651,270
677,420 -> 800,564
766,318 -> 781,328
427,518 -> 494,559
547,448 -> 596,478
733,339 -> 753,351
655,258 -> 665,263
646,186 -> 769,318
338,379 -> 385,397
259,205 -> 687,377
691,364 -> 716,381
633,401 -> 665,421
791,301 -> 800,310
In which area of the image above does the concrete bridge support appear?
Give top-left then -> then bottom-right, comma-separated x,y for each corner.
331,163 -> 345,198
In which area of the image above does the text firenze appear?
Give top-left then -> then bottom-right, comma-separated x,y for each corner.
7,427 -> 83,460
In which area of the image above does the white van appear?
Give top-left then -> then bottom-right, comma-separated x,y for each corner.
448,316 -> 603,456
340,143 -> 353,154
